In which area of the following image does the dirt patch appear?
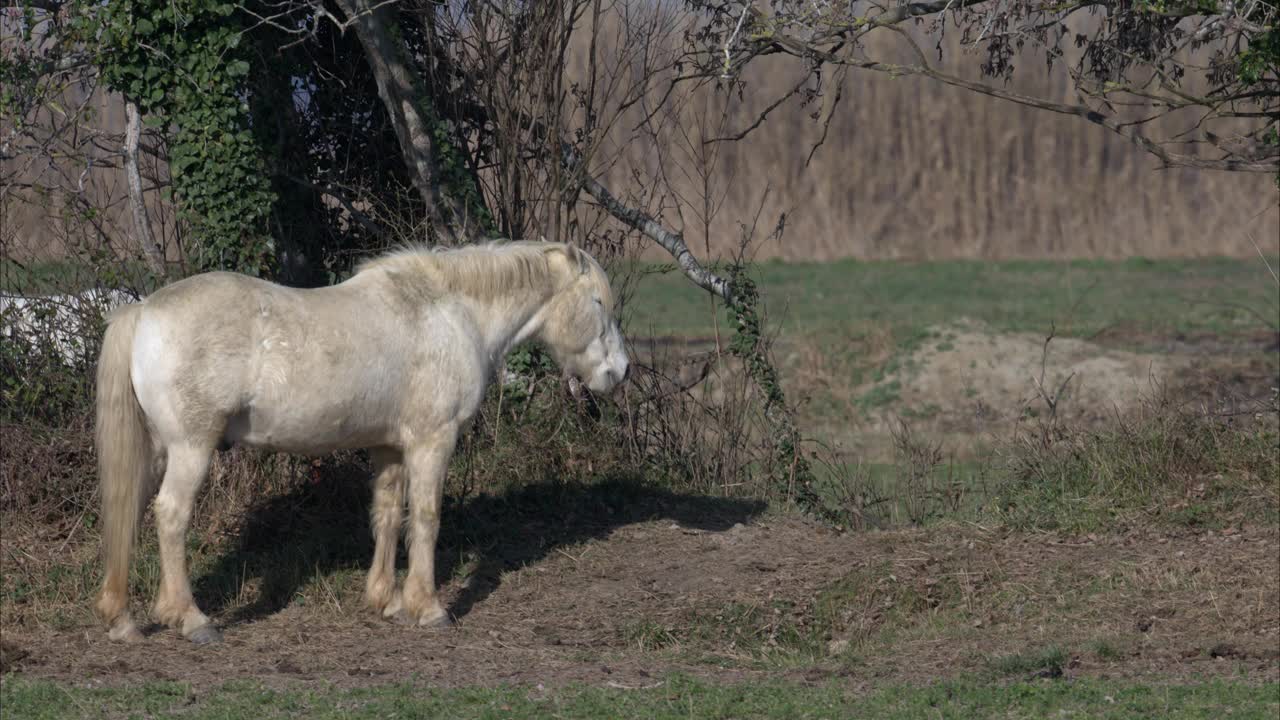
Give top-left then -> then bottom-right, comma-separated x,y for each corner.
886,322 -> 1183,426
834,320 -> 1278,460
4,516 -> 1277,692
929,324 -> 1178,406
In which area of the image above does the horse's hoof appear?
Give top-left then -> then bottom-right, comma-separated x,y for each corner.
388,609 -> 452,628
187,625 -> 223,645
108,621 -> 144,643
420,612 -> 453,629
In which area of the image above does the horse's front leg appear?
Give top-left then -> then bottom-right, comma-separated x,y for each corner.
365,448 -> 405,616
398,430 -> 456,628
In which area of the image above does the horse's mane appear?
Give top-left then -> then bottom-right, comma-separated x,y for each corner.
355,240 -> 573,303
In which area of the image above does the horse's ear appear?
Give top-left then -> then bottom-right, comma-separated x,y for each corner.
549,244 -> 589,276
569,245 -> 589,275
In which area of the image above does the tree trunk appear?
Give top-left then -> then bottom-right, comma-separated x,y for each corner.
331,0 -> 470,243
123,101 -> 166,278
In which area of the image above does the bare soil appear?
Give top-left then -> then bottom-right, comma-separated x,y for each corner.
809,321 -> 1279,461
4,514 -> 1277,692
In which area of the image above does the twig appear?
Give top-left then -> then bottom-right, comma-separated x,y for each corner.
1245,232 -> 1279,286
722,4 -> 751,78
606,680 -> 665,690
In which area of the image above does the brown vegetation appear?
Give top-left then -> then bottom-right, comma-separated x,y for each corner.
6,13 -> 1276,266
598,17 -> 1279,262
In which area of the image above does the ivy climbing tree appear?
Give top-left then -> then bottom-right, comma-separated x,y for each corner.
95,0 -> 276,274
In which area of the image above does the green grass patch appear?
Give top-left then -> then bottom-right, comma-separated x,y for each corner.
685,600 -> 822,665
988,645 -> 1070,679
3,674 -> 1278,719
620,619 -> 681,652
857,378 -> 902,409
624,257 -> 1280,344
1089,637 -> 1125,662
811,454 -> 992,531
13,254 -> 1277,339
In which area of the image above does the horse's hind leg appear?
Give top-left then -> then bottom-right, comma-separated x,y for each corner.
365,448 -> 405,615
151,442 -> 220,644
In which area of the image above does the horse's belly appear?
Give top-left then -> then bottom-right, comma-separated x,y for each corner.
226,403 -> 394,454
233,342 -> 404,452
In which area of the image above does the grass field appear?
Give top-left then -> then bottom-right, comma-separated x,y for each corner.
10,256 -> 1277,340
4,674 -> 1278,719
2,256 -> 1277,718
623,256 -> 1280,343
624,256 -> 1279,520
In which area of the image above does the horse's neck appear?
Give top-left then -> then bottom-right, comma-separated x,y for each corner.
358,259 -> 556,365
457,288 -> 552,363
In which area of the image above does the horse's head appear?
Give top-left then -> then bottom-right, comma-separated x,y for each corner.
538,245 -> 629,394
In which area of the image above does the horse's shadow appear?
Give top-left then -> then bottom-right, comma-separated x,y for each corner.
194,462 -> 765,627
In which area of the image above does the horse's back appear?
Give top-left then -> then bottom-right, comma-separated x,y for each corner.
135,271 -> 297,392
130,270 -> 411,452
143,270 -> 280,314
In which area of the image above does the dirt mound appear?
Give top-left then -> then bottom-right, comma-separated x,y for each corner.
906,321 -> 1182,418
843,320 -> 1196,458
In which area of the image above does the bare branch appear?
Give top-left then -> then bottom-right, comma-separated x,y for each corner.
329,0 -> 474,242
752,25 -> 1280,173
279,173 -> 388,238
694,0 -> 1279,174
563,146 -> 733,301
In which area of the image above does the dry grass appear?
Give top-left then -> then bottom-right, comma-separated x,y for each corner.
616,520 -> 1280,683
596,16 -> 1279,262
0,430 -> 337,630
3,439 -> 1275,690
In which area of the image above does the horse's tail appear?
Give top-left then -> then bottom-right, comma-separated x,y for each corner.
94,303 -> 151,632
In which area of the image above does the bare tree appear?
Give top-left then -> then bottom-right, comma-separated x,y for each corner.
299,0 -> 741,298
3,2 -> 179,273
122,101 -> 166,277
684,0 -> 1279,174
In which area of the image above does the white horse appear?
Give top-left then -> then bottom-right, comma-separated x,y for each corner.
94,241 -> 629,644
